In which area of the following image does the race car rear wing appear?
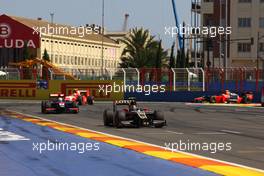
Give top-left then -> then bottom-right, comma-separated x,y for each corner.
113,98 -> 137,111
49,93 -> 65,98
78,89 -> 91,96
114,100 -> 131,105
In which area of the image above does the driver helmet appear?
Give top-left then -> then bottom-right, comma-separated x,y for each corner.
129,100 -> 137,110
225,90 -> 230,95
73,89 -> 78,94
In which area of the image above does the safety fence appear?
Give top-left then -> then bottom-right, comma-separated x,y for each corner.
1,67 -> 263,92
205,68 -> 263,92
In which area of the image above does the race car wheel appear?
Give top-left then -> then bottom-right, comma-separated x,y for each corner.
41,101 -> 47,114
153,111 -> 164,120
113,111 -> 126,128
73,109 -> 79,114
87,96 -> 94,105
243,96 -> 251,104
72,102 -> 79,114
210,96 -> 216,103
77,96 -> 83,105
103,110 -> 113,126
195,100 -> 202,103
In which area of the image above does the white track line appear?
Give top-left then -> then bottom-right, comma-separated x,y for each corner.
220,130 -> 242,134
194,132 -> 226,135
166,130 -> 184,135
8,110 -> 264,173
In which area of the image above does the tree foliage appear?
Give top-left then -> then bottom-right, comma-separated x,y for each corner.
119,28 -> 167,68
42,48 -> 50,62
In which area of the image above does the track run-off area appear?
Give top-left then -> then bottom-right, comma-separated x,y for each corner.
0,100 -> 264,176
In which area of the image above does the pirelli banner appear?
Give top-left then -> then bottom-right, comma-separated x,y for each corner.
0,80 -> 124,100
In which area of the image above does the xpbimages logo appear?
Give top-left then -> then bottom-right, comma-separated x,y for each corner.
32,140 -> 100,154
98,82 -> 166,96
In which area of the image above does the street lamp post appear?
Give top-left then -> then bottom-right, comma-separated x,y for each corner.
101,0 -> 105,78
225,0 -> 228,72
257,32 -> 264,70
50,13 -> 54,62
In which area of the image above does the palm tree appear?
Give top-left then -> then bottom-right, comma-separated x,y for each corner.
119,28 -> 167,68
42,48 -> 50,62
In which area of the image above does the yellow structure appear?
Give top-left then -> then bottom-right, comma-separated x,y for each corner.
0,80 -> 124,100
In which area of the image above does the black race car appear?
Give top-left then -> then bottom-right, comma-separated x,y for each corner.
41,93 -> 79,114
103,98 -> 166,128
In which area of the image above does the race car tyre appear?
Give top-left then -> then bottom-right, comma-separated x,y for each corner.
103,110 -> 113,126
87,96 -> 94,105
153,111 -> 164,120
195,100 -> 202,103
77,96 -> 83,105
210,96 -> 216,103
73,109 -> 79,114
41,101 -> 47,114
113,111 -> 126,128
72,102 -> 79,114
242,96 -> 251,104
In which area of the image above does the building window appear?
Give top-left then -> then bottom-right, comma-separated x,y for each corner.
260,43 -> 264,52
70,56 -> 73,65
239,0 -> 251,2
63,56 -> 67,64
238,18 -> 251,27
238,43 -> 251,52
66,56 -> 70,65
59,55 -> 62,64
55,55 -> 58,63
75,57 -> 78,65
260,18 -> 264,28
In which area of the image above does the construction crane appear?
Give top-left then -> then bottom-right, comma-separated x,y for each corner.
171,0 -> 183,50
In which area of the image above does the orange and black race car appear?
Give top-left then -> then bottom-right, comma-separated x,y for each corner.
103,98 -> 166,128
194,90 -> 254,104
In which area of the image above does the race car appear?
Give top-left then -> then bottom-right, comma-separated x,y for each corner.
194,90 -> 253,104
68,89 -> 94,105
103,98 -> 166,128
41,93 -> 79,114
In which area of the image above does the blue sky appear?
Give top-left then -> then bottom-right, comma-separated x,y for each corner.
1,0 -> 191,48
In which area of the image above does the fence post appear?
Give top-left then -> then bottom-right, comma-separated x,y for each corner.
16,68 -> 20,80
121,68 -> 126,91
256,68 -> 259,92
48,68 -> 53,80
186,68 -> 191,91
200,68 -> 205,92
171,68 -> 176,91
135,68 -> 140,86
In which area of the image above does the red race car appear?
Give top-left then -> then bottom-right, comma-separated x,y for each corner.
66,89 -> 94,105
194,90 -> 253,104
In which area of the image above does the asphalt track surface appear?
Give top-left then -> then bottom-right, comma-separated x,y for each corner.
0,114 -> 218,176
1,100 -> 264,171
